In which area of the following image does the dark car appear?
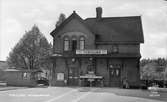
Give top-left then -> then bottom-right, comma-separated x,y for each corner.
36,77 -> 49,86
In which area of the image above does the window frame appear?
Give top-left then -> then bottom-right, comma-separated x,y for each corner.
23,72 -> 29,79
112,45 -> 119,53
79,36 -> 85,50
63,36 -> 70,51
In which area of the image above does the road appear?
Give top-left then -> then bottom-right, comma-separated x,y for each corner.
0,87 -> 166,102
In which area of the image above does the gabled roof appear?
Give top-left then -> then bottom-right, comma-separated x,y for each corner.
51,11 -> 144,43
50,11 -> 91,37
84,16 -> 144,43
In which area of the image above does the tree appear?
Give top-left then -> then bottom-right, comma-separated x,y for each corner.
55,13 -> 66,27
7,25 -> 52,70
140,58 -> 167,80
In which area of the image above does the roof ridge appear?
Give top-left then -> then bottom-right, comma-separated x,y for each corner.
50,11 -> 93,36
85,16 -> 141,21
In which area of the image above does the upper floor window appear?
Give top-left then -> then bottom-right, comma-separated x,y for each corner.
112,45 -> 119,53
79,37 -> 85,50
64,37 -> 70,51
72,37 -> 77,51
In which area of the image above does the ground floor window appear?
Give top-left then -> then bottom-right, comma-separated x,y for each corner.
57,73 -> 64,81
23,72 -> 30,79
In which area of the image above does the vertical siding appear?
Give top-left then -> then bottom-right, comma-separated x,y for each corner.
4,71 -> 36,86
119,44 -> 140,54
96,58 -> 109,86
96,44 -> 140,54
124,58 -> 140,86
80,58 -> 89,75
52,58 -> 67,86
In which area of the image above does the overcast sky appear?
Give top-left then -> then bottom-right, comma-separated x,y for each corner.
0,0 -> 167,61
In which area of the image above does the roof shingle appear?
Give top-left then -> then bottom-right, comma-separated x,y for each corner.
84,16 -> 144,43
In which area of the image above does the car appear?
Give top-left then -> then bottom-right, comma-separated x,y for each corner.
36,77 -> 49,87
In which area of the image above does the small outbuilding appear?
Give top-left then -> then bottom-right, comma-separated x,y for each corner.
4,69 -> 42,87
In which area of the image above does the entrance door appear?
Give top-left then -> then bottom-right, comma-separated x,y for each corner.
68,67 -> 79,86
109,66 -> 121,87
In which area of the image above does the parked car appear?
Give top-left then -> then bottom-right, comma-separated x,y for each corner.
36,77 -> 49,86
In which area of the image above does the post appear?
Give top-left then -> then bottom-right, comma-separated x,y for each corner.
90,80 -> 92,87
164,67 -> 166,88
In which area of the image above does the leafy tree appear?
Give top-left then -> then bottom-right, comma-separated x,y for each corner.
7,25 -> 52,70
140,58 -> 167,67
140,58 -> 167,80
0,69 -> 5,81
55,13 -> 66,27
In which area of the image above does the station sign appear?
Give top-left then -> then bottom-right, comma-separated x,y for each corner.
76,50 -> 107,54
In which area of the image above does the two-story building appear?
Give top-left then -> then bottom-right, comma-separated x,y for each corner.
50,7 -> 144,87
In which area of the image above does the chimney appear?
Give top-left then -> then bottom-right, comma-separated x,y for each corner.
96,7 -> 102,20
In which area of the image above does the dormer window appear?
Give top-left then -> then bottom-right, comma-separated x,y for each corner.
64,37 -> 70,51
79,36 -> 85,50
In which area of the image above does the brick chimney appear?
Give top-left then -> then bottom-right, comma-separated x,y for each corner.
96,7 -> 102,20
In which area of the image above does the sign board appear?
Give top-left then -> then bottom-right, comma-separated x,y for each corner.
76,50 -> 107,54
57,73 -> 64,81
80,75 -> 103,79
88,78 -> 95,82
52,54 -> 62,56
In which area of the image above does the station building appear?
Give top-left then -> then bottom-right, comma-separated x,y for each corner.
50,7 -> 144,87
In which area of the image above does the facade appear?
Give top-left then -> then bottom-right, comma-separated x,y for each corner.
50,7 -> 144,87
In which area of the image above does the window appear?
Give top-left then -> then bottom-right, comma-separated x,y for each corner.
23,72 -> 29,79
112,45 -> 119,53
79,37 -> 85,50
72,37 -> 77,51
110,69 -> 114,76
109,64 -> 120,77
115,69 -> 120,76
64,37 -> 70,51
57,73 -> 64,81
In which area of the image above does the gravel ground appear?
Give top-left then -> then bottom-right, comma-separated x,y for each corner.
0,86 -> 166,102
92,87 -> 167,102
0,86 -> 27,91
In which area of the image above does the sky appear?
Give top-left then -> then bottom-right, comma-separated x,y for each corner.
0,0 -> 167,61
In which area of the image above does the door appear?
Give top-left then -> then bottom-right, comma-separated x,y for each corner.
109,66 -> 121,87
68,67 -> 79,86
